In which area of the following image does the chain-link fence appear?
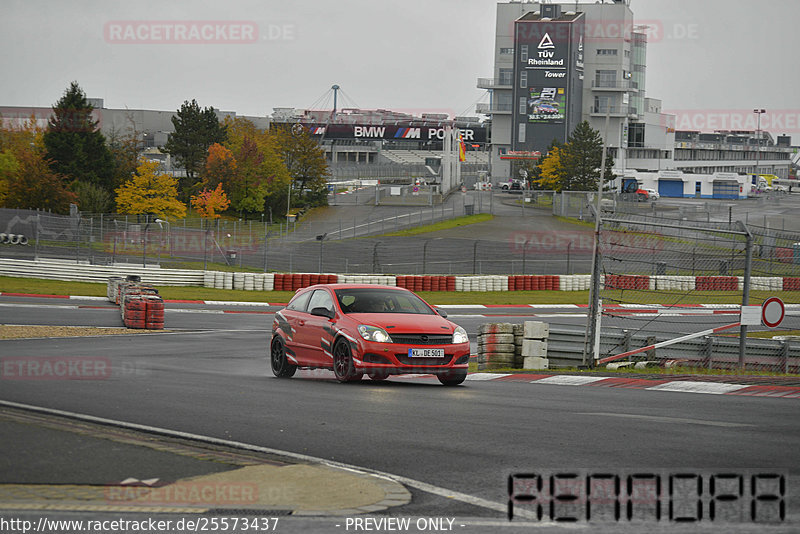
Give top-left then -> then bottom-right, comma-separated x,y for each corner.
594,213 -> 800,372
0,205 -> 593,275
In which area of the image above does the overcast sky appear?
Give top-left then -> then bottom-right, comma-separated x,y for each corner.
2,0 -> 798,134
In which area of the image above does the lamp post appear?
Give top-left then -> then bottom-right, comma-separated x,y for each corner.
754,109 -> 766,187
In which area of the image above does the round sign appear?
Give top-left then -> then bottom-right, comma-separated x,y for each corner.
762,297 -> 785,328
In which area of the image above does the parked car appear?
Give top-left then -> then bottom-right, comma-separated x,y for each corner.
635,189 -> 650,201
501,180 -> 524,191
270,284 -> 471,385
644,188 -> 659,200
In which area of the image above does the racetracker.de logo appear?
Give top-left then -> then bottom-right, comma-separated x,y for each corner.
1,357 -> 111,380
105,481 -> 259,505
665,109 -> 800,134
104,21 -> 259,44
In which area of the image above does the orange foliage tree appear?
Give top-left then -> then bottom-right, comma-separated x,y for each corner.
191,182 -> 230,222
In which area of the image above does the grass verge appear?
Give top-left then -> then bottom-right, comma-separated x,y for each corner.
378,213 -> 494,237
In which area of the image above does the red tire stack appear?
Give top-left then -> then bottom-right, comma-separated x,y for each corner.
123,296 -> 147,329
145,297 -> 165,330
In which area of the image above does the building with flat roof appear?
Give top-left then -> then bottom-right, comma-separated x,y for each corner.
478,1 -> 793,185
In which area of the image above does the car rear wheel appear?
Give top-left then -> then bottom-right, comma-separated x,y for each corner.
437,370 -> 467,386
333,338 -> 362,382
270,337 -> 296,378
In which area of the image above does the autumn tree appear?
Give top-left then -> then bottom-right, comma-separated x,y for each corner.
0,150 -> 20,207
535,146 -> 567,191
222,117 -> 292,217
202,143 -> 237,189
115,159 -> 186,219
191,183 -> 230,222
273,124 -> 329,207
164,99 -> 227,200
5,150 -> 77,214
43,82 -> 115,191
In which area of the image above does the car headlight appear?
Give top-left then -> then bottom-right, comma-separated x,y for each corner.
358,325 -> 393,343
452,326 -> 469,344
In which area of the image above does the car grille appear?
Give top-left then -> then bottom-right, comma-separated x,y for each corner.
390,334 -> 452,345
395,354 -> 454,366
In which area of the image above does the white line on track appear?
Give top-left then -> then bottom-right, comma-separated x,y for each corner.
575,412 -> 754,427
0,400 -> 535,519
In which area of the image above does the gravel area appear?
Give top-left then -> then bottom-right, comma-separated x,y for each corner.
0,325 -> 157,340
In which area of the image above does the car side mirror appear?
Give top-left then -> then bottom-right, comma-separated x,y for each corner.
311,307 -> 334,319
435,308 -> 448,318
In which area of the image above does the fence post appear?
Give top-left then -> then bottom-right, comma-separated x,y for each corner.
472,241 -> 478,275
203,228 -> 208,270
781,341 -> 789,374
738,225 -> 754,369
264,230 -> 269,272
622,330 -> 631,361
372,242 -> 380,273
702,335 -> 714,369
423,240 -> 429,274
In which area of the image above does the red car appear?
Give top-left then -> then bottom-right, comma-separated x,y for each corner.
270,284 -> 470,385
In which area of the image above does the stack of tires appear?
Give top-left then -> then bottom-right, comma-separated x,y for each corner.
477,323 -> 516,370
116,277 -> 165,330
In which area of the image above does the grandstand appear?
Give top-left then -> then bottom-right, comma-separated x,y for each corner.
270,107 -> 489,188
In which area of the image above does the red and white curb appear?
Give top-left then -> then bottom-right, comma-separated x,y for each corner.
459,373 -> 800,398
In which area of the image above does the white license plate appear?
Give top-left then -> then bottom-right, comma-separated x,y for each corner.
408,348 -> 445,358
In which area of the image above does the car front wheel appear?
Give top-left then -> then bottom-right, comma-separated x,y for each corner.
333,338 -> 362,382
437,369 -> 467,386
270,337 -> 296,378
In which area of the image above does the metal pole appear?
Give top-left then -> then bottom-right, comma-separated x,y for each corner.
264,231 -> 269,272
583,108 -> 611,367
203,228 -> 208,270
739,227 -> 754,369
142,215 -> 147,268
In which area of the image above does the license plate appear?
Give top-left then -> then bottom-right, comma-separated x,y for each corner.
408,348 -> 445,358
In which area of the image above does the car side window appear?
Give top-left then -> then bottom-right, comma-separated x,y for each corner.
287,291 -> 312,312
307,289 -> 334,314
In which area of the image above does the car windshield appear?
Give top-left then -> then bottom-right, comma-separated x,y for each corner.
334,288 -> 435,315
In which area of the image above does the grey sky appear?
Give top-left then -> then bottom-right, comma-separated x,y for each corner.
1,0 -> 798,133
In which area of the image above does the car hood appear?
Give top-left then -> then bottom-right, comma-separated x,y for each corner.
346,313 -> 454,334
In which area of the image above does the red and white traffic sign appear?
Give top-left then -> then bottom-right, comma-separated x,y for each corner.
762,297 -> 785,328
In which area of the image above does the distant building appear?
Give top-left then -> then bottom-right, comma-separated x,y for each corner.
478,1 -> 792,185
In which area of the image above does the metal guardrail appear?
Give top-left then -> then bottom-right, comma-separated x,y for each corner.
547,326 -> 799,372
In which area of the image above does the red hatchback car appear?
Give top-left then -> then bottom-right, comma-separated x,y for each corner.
270,284 -> 470,385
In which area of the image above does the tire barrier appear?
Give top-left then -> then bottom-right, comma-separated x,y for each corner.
194,271 -> 800,293
396,276 -> 456,292
785,277 -> 800,290
477,321 -> 550,371
0,233 -> 28,245
603,275 -> 650,290
507,275 -> 560,291
694,276 -> 738,291
109,277 -> 165,330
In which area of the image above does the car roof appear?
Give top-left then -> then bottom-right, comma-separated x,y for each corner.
296,283 -> 413,292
